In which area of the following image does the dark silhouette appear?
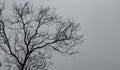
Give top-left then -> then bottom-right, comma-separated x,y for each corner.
0,61 -> 2,68
0,1 -> 84,70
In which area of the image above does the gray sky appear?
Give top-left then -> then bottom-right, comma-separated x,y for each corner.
1,0 -> 120,70
49,0 -> 120,70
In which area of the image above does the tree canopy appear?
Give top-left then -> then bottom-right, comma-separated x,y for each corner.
0,1 -> 84,70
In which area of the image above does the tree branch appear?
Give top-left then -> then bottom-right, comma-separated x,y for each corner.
0,20 -> 22,65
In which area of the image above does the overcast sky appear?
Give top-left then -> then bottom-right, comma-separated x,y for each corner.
1,0 -> 120,70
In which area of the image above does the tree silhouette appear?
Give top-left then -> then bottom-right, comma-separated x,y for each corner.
0,1 -> 84,70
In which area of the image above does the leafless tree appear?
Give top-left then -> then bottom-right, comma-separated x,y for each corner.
0,1 -> 84,70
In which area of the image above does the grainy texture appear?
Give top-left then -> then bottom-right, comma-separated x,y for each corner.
0,1 -> 83,70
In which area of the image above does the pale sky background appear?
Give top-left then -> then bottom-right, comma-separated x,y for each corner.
0,0 -> 120,70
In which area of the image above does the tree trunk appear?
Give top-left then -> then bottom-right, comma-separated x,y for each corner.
20,64 -> 25,70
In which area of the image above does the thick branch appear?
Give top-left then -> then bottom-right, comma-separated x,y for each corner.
0,20 -> 22,65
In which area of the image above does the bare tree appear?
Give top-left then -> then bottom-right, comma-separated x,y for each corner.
0,1 -> 84,70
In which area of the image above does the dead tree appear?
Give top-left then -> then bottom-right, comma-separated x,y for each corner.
0,1 -> 84,70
